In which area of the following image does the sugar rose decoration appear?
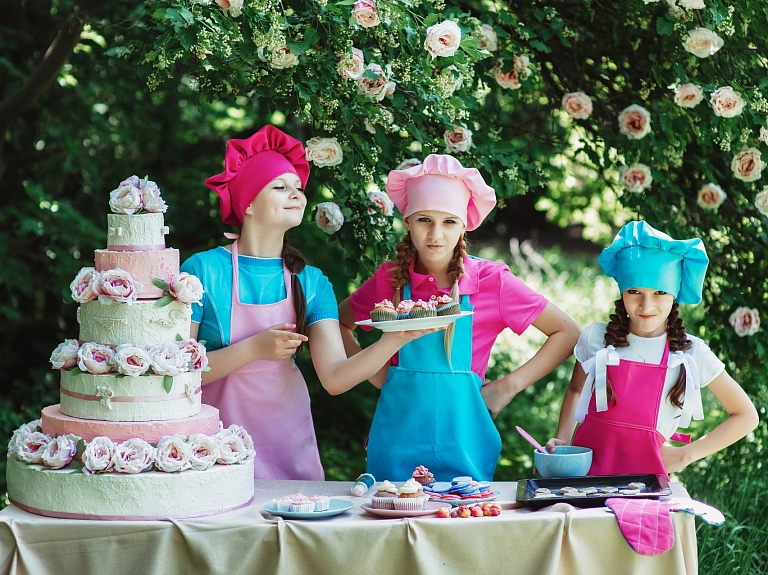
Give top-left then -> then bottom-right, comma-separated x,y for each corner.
215,428 -> 248,465
227,424 -> 256,461
77,342 -> 115,375
112,438 -> 156,474
149,342 -> 190,377
93,268 -> 142,305
562,92 -> 593,120
619,163 -> 653,193
155,435 -> 193,473
82,436 -> 116,475
50,339 -> 80,370
731,147 -> 765,182
697,183 -> 726,210
337,47 -> 365,80
114,344 -> 152,377
305,137 -> 344,167
477,24 -> 498,52
40,435 -> 78,469
673,83 -> 703,108
444,125 -> 473,153
729,306 -> 760,337
353,0 -> 380,28
424,20 -> 462,58
710,87 -> 745,118
187,434 -> 220,471
618,105 -> 651,140
178,339 -> 209,371
357,63 -> 395,101
70,266 -> 99,303
683,28 -> 724,58
109,175 -> 167,215
755,187 -> 768,217
314,202 -> 344,234
16,431 -> 51,464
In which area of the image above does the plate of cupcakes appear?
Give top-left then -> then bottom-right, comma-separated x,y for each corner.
356,298 -> 472,332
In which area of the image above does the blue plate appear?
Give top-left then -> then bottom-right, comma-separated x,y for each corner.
263,499 -> 354,519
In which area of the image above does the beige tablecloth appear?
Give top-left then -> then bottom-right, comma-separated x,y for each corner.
0,481 -> 697,575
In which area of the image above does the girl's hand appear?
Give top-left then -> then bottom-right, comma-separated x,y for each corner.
379,326 -> 444,347
251,323 -> 308,361
545,438 -> 568,453
480,380 -> 514,420
660,444 -> 691,474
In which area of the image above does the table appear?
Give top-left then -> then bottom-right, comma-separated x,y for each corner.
0,481 -> 697,575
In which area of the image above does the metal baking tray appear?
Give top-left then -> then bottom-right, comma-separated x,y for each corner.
516,473 -> 671,508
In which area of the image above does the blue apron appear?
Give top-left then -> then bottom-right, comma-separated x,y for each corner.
365,285 -> 502,481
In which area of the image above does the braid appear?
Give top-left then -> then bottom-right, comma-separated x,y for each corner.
446,233 -> 468,286
666,302 -> 691,409
281,241 -> 308,355
603,299 -> 631,405
389,232 -> 415,304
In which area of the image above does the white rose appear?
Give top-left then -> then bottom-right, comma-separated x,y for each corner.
396,158 -> 422,171
618,104 -> 652,140
364,118 -> 377,134
7,420 -> 41,458
112,438 -> 155,474
760,127 -> 768,145
337,47 -> 365,80
494,60 -> 520,90
216,429 -> 247,465
729,306 -> 760,337
50,339 -> 80,370
114,344 -> 151,377
215,0 -> 243,17
154,435 -> 192,473
305,137 -> 344,167
477,24 -> 497,51
109,184 -> 142,215
141,180 -> 167,213
40,435 -> 78,469
619,163 -> 653,193
683,28 -> 724,58
270,46 -> 299,70
513,55 -> 531,78
70,266 -> 99,303
710,86 -> 745,118
353,0 -> 380,28
673,83 -> 704,108
444,125 -> 473,153
562,92 -> 593,120
367,191 -> 394,217
178,339 -> 208,371
77,342 -> 115,375
696,183 -> 726,210
356,63 -> 395,101
755,187 -> 768,217
424,20 -> 462,58
314,202 -> 344,234
93,268 -> 142,305
149,342 -> 190,376
82,436 -> 116,475
170,272 -> 204,305
16,431 -> 51,464
731,147 -> 765,182
187,434 -> 220,470
679,0 -> 705,8
227,425 -> 256,461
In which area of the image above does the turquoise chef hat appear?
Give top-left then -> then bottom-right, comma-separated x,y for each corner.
597,221 -> 709,304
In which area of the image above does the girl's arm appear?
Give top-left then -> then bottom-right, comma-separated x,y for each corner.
480,302 -> 581,418
545,362 -> 588,451
338,298 -> 389,388
661,370 -> 759,473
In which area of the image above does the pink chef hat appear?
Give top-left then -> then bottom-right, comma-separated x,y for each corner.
385,154 -> 496,231
205,124 -> 310,227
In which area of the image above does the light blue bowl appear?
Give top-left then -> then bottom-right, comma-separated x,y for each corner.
534,446 -> 593,478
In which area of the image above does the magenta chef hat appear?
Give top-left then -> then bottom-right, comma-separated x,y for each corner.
205,124 -> 310,227
385,154 -> 496,231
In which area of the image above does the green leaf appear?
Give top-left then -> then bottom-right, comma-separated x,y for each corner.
529,40 -> 551,53
423,14 -> 441,28
163,375 -> 174,393
67,366 -> 84,375
66,460 -> 83,473
176,333 -> 183,341
152,278 -> 170,290
198,339 -> 206,346
75,439 -> 86,459
656,18 -> 674,36
154,295 -> 174,307
709,7 -> 726,25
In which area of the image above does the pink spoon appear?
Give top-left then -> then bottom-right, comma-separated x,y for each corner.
515,426 -> 548,454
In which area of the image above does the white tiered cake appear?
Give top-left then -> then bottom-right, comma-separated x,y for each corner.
6,176 -> 254,520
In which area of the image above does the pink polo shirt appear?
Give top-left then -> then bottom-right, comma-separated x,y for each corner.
348,255 -> 548,381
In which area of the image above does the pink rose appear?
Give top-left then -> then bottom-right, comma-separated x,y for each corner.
215,429 -> 247,465
149,342 -> 190,376
673,83 -> 704,108
109,184 -> 142,215
444,125 -> 473,153
40,435 -> 78,469
619,164 -> 653,193
170,272 -> 204,305
315,202 -> 344,234
82,436 -> 116,475
114,344 -> 151,377
187,434 -> 220,470
227,424 -> 256,461
140,180 -> 167,213
50,339 -> 80,370
120,175 -> 141,188
178,339 -> 208,371
337,47 -> 365,80
16,431 -> 51,464
215,0 -> 243,17
696,183 -> 726,210
93,268 -> 142,305
305,137 -> 344,167
477,24 -> 497,51
77,342 -> 115,375
729,306 -> 760,337
367,191 -> 394,217
494,59 -> 520,90
755,187 -> 768,217
7,420 -> 42,459
353,0 -> 380,28
396,158 -> 422,171
731,147 -> 765,182
424,20 -> 462,58
154,435 -> 192,473
112,438 -> 155,474
70,266 -> 99,303
710,86 -> 745,118
356,63 -> 395,101
618,104 -> 652,140
683,27 -> 723,58
562,92 -> 593,120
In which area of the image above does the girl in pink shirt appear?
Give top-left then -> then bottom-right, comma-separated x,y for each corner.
339,154 -> 580,481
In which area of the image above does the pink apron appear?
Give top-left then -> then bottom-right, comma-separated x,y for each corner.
572,344 -> 670,479
202,240 -> 324,480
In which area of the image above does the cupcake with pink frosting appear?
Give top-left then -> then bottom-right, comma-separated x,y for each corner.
435,294 -> 460,316
412,465 -> 435,486
395,299 -> 415,319
409,299 -> 437,319
371,299 -> 397,322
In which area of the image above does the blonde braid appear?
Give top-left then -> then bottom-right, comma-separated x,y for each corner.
443,233 -> 468,368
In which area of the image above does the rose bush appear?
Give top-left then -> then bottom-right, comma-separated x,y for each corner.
729,306 -> 761,337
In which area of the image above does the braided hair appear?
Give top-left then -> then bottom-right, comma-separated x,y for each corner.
603,299 -> 691,408
281,240 -> 308,354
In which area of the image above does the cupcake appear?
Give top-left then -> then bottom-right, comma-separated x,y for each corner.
412,465 -> 435,486
395,299 -> 415,319
372,480 -> 399,509
371,299 -> 397,322
310,495 -> 330,511
273,495 -> 293,511
409,299 -> 437,318
290,495 -> 315,513
435,294 -> 460,316
393,483 -> 426,511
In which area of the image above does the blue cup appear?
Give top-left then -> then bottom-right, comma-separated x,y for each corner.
534,446 -> 593,478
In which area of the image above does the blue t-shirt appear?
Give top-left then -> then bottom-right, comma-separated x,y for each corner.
181,246 -> 339,351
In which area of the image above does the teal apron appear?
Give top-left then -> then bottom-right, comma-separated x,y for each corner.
365,285 -> 502,481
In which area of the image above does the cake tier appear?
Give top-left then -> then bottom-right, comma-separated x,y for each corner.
77,299 -> 191,346
7,456 -> 254,520
95,248 -> 179,299
60,370 -> 201,422
41,404 -> 221,443
107,213 -> 168,250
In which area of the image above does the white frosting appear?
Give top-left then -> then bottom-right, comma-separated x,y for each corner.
95,248 -> 179,298
107,213 -> 168,249
6,456 -> 254,520
78,299 -> 191,346
59,370 -> 201,421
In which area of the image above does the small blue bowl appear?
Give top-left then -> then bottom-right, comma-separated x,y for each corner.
534,446 -> 593,478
